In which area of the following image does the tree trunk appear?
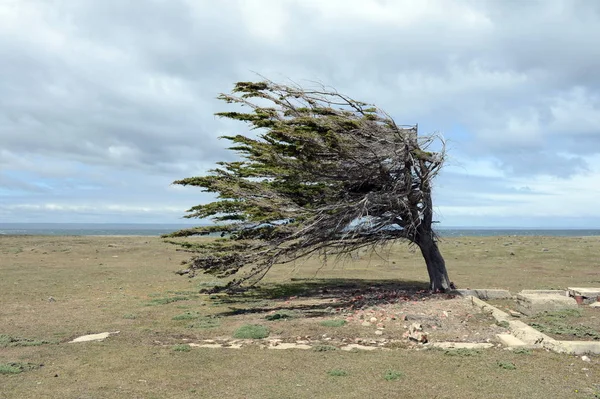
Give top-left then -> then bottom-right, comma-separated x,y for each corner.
416,232 -> 452,292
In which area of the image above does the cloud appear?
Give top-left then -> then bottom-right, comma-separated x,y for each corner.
1,0 -> 599,225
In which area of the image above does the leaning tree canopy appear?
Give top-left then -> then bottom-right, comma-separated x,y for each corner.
164,79 -> 446,290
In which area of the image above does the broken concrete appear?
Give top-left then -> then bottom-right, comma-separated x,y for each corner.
69,331 -> 120,343
454,289 -> 512,300
519,289 -> 567,296
516,293 -> 578,316
568,287 -> 600,304
470,296 -> 600,355
430,342 -> 494,350
496,334 -> 528,348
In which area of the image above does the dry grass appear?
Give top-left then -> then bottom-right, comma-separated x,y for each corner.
0,235 -> 599,398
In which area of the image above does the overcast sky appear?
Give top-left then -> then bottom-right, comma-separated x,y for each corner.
2,0 -> 600,228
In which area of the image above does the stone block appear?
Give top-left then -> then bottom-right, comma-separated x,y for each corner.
453,289 -> 512,300
496,334 -> 527,347
516,293 -> 578,316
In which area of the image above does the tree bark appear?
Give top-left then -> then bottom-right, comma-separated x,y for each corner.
416,232 -> 451,292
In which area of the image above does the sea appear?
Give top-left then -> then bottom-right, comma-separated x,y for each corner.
1,223 -> 600,237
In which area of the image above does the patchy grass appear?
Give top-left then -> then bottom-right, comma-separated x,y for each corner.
320,319 -> 347,327
313,344 -> 338,352
0,334 -> 54,347
187,317 -> 220,329
443,348 -> 482,357
144,296 -> 191,306
530,309 -> 600,340
233,324 -> 269,339
0,362 -> 41,375
122,313 -> 137,320
497,361 -> 517,370
265,310 -> 299,321
172,311 -> 202,320
2,235 -> 600,398
172,344 -> 191,352
512,348 -> 532,355
327,369 -> 348,377
383,370 -> 404,381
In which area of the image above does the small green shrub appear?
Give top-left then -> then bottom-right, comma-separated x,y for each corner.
320,319 -> 347,327
172,344 -> 191,352
497,361 -> 517,370
443,348 -> 482,357
512,348 -> 532,355
145,296 -> 189,306
383,370 -> 403,381
496,320 -> 510,328
123,313 -> 137,320
265,310 -> 298,321
0,362 -> 41,374
187,317 -> 220,329
172,311 -> 201,320
312,344 -> 338,352
233,324 -> 269,339
327,369 -> 348,377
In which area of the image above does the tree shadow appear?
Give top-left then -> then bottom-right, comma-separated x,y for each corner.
210,278 -> 456,318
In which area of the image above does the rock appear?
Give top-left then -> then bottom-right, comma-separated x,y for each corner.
361,321 -> 371,327
375,330 -> 383,335
48,296 -> 56,302
69,331 -> 120,343
581,355 -> 591,362
516,293 -> 578,316
508,310 -> 522,317
406,323 -> 428,343
369,317 -> 378,323
590,302 -> 600,308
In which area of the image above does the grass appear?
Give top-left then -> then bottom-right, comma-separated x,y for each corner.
144,296 -> 191,306
265,310 -> 299,321
530,309 -> 600,340
1,235 -> 600,398
233,324 -> 270,339
172,311 -> 202,320
122,313 -> 137,319
320,319 -> 347,327
383,370 -> 403,381
497,361 -> 517,370
0,334 -> 54,347
172,344 -> 191,352
327,369 -> 348,377
442,348 -> 482,357
313,344 -> 338,352
0,362 -> 40,375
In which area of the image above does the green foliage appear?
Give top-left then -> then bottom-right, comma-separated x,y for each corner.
312,344 -> 338,352
320,319 -> 347,327
0,362 -> 41,375
512,348 -> 532,355
265,310 -> 299,321
172,344 -> 191,352
144,296 -> 190,306
443,348 -> 482,357
123,313 -> 137,320
497,361 -> 517,370
383,370 -> 404,381
187,317 -> 220,329
172,311 -> 202,320
166,79 -> 447,291
233,324 -> 270,339
327,369 -> 348,377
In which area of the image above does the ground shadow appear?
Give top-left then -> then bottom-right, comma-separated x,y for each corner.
210,278 -> 456,318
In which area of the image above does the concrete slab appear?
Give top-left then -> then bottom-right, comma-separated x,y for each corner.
590,302 -> 600,308
454,289 -> 512,300
430,342 -> 494,350
69,331 -> 120,343
567,287 -> 600,297
557,341 -> 600,355
516,293 -> 578,316
496,334 -> 528,347
519,290 -> 567,296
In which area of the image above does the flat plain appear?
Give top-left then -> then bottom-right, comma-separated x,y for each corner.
1,235 -> 599,398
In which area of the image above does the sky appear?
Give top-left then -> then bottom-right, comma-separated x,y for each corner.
1,0 -> 600,228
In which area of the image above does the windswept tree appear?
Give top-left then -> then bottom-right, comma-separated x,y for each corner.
165,79 -> 452,292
